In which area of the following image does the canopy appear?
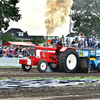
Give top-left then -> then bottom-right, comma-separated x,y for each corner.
3,41 -> 35,46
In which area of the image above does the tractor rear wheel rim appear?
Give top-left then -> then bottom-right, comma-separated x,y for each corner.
66,54 -> 77,70
40,62 -> 47,71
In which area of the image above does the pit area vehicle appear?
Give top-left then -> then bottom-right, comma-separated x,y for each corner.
18,44 -> 79,73
77,49 -> 100,73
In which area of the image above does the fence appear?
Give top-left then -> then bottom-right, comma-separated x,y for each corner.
0,58 -> 21,67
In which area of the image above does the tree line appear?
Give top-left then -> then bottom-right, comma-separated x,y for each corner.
0,0 -> 100,38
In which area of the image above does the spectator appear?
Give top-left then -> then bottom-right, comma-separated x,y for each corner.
0,47 -> 2,57
2,46 -> 7,53
54,37 -> 58,44
88,39 -> 91,48
97,40 -> 100,49
6,52 -> 13,58
0,40 -> 2,49
75,41 -> 78,49
61,35 -> 64,43
16,49 -> 21,55
2,54 -> 6,58
95,39 -> 99,49
50,39 -> 55,47
71,39 -> 76,48
78,39 -> 84,49
15,46 -> 20,52
87,36 -> 89,46
66,38 -> 69,47
92,36 -> 95,41
12,47 -> 17,56
5,47 -> 9,55
61,35 -> 65,46
22,48 -> 27,57
0,40 -> 2,57
91,39 -> 95,49
84,36 -> 87,48
18,52 -> 23,58
19,47 -> 23,52
9,46 -> 14,54
75,36 -> 79,43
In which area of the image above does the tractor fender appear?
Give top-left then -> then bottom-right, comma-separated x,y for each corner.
59,47 -> 76,52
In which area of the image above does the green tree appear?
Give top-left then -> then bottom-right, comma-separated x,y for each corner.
0,0 -> 21,31
30,37 -> 44,44
0,34 -> 21,44
71,0 -> 100,36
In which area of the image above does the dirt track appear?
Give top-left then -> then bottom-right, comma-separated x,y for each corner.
0,68 -> 100,100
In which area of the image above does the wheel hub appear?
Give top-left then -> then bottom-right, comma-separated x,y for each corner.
25,66 -> 30,69
41,62 -> 47,71
66,54 -> 77,70
69,60 -> 71,63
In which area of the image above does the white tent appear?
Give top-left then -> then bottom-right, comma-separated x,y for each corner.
3,41 -> 35,46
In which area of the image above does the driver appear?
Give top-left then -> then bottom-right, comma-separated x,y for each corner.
54,39 -> 62,58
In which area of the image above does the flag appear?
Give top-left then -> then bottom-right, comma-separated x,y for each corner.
69,17 -> 73,34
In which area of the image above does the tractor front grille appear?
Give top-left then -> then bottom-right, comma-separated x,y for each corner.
30,49 -> 35,56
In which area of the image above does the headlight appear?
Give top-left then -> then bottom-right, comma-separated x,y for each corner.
27,59 -> 31,65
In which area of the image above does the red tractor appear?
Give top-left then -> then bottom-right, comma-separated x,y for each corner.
18,44 -> 79,73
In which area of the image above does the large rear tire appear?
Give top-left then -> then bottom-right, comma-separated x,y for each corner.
37,60 -> 48,72
22,64 -> 32,72
58,49 -> 79,73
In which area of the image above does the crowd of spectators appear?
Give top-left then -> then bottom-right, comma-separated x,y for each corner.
0,44 -> 29,58
0,35 -> 100,58
50,35 -> 100,49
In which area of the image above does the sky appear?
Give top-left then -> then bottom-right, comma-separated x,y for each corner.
8,0 -> 71,37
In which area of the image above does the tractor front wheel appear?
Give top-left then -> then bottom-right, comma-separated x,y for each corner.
58,49 -> 79,73
37,60 -> 48,72
22,64 -> 32,72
